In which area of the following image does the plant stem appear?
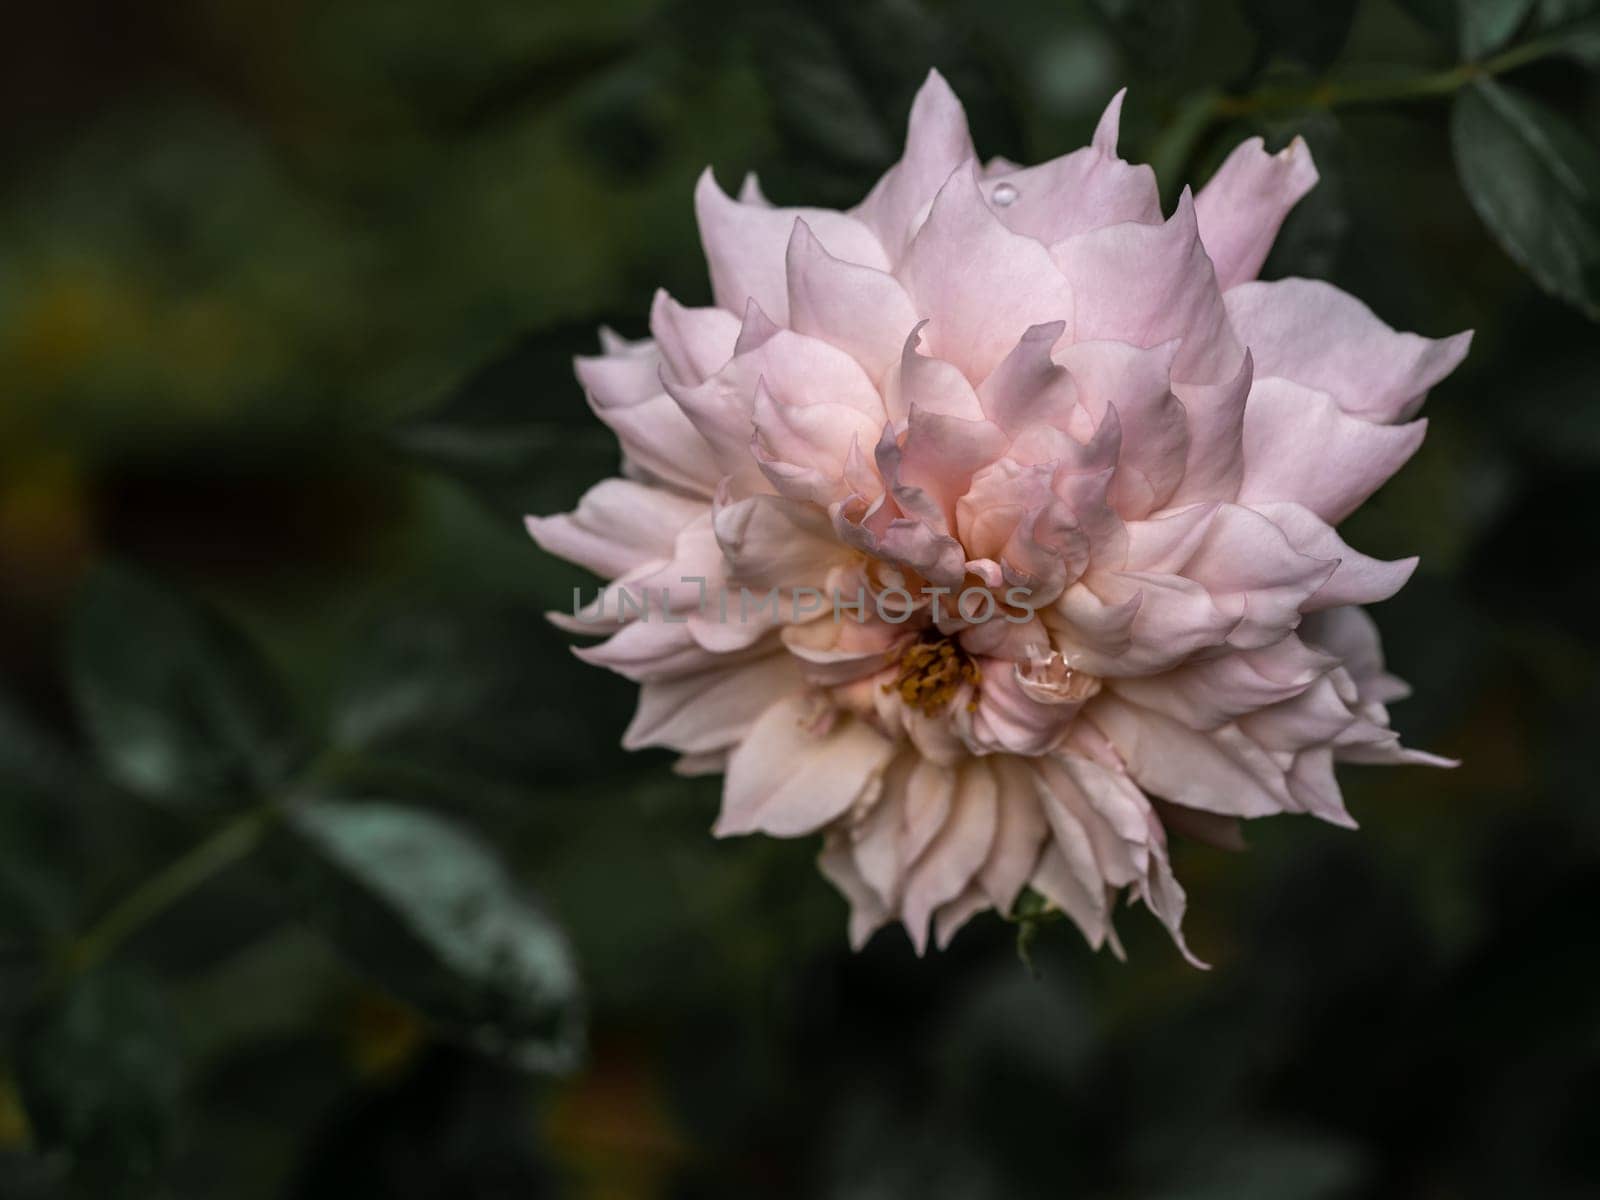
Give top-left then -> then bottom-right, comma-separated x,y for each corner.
60,807 -> 276,982
1215,37 -> 1568,120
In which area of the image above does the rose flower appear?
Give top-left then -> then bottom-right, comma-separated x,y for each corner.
530,72 -> 1468,960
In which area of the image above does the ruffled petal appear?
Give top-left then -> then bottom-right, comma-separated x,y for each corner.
1225,278 -> 1471,423
1193,135 -> 1318,290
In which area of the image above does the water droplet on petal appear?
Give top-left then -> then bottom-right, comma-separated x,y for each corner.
991,182 -> 1019,208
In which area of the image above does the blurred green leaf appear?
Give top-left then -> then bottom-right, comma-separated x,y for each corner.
389,322 -> 621,519
1536,0 -> 1600,30
1540,12 -> 1600,62
66,568 -> 305,806
0,694 -> 84,944
751,2 -> 899,174
1240,0 -> 1357,70
1451,79 -> 1600,318
328,603 -> 631,797
1461,0 -> 1537,56
0,1152 -> 66,1200
1395,0 -> 1461,42
1397,0 -> 1536,53
282,801 -> 583,1073
1140,1126 -> 1368,1199
0,693 -> 78,801
748,0 -> 1025,200
1088,0 -> 1197,69
14,968 -> 183,1196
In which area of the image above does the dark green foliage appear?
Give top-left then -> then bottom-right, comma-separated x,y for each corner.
14,970 -> 183,1194
1241,0 -> 1360,70
1452,79 -> 1600,317
283,802 -> 583,1073
66,569 -> 305,806
2,0 -> 1600,1194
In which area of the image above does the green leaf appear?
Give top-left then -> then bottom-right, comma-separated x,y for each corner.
66,568 -> 303,806
1395,0 -> 1461,43
14,968 -> 183,1194
751,4 -> 898,174
1460,0 -> 1537,57
1240,0 -> 1358,70
1537,0 -> 1599,30
329,603 -> 631,797
283,801 -> 583,1073
1396,0 -> 1536,54
747,0 -> 1024,200
1451,79 -> 1600,317
0,693 -> 86,942
1089,0 -> 1197,69
1540,12 -> 1600,63
389,322 -> 623,519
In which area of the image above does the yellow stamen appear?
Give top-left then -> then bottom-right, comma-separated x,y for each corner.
881,634 -> 981,717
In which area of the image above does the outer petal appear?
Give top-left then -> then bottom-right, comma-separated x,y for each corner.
695,169 -> 889,324
1131,503 -> 1338,650
1109,634 -> 1337,730
1301,606 -> 1412,706
820,831 -> 892,950
716,696 -> 896,836
853,69 -> 978,262
574,352 -> 722,495
526,478 -> 704,580
1225,278 -> 1471,423
1237,377 -> 1428,523
901,761 -> 999,952
624,653 -> 804,754
1249,501 -> 1417,611
1193,135 -> 1318,290
985,90 -> 1162,242
665,322 -> 883,484
977,755 -> 1050,912
1087,693 -> 1293,817
649,291 -> 741,386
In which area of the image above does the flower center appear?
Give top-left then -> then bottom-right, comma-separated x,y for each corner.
885,633 -> 981,716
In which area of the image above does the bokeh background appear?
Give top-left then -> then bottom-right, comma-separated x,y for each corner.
3,0 -> 1600,1196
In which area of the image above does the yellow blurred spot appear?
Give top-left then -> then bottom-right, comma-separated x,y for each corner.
0,452 -> 95,612
544,1036 -> 685,1200
7,265 -> 136,393
342,989 -> 425,1078
0,1070 -> 32,1150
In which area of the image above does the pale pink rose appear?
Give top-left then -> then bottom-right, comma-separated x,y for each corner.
528,71 -> 1468,961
